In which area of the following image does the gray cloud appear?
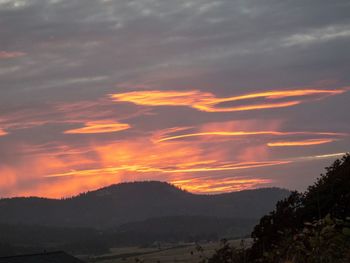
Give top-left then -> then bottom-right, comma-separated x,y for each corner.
0,0 -> 350,196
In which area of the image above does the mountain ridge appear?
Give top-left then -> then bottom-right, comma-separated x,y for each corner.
1,181 -> 288,200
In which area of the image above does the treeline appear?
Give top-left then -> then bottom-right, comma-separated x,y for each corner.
0,224 -> 108,256
111,216 -> 257,246
207,154 -> 350,263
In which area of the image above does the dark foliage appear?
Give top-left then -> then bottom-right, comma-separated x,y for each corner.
303,155 -> 350,220
207,239 -> 248,263
0,243 -> 15,257
250,191 -> 304,259
208,153 -> 350,263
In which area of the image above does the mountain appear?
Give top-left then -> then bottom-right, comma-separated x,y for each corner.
0,181 -> 289,228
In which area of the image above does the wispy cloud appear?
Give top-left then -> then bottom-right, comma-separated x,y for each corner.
110,88 -> 346,113
45,160 -> 290,178
0,51 -> 26,59
283,25 -> 350,47
171,177 -> 272,194
155,129 -> 346,143
0,99 -> 138,133
64,121 -> 130,134
294,152 -> 348,161
267,138 -> 335,147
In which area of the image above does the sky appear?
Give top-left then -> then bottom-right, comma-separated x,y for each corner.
0,0 -> 350,198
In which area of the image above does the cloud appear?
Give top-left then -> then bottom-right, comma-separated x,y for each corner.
170,177 -> 273,194
0,0 -> 350,197
283,25 -> 350,47
293,152 -> 348,161
0,98 -> 140,134
0,129 -> 8,136
0,131 -> 286,197
64,121 -> 130,134
171,177 -> 272,194
155,130 -> 346,143
110,88 -> 346,113
0,51 -> 25,59
45,159 -> 290,178
267,138 -> 335,147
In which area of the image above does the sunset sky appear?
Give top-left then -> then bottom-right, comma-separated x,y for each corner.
0,0 -> 350,198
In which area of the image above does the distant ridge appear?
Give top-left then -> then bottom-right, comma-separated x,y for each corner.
0,181 -> 289,228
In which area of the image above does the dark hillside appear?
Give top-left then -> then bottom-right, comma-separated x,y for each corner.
0,182 -> 289,228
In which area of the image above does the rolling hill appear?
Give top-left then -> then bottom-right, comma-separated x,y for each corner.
0,181 -> 289,228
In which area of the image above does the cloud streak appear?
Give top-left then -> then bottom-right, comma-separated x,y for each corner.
283,25 -> 350,47
156,130 -> 346,143
171,177 -> 273,194
64,121 -> 130,134
110,88 -> 346,113
0,51 -> 25,59
45,160 -> 290,178
267,138 -> 335,147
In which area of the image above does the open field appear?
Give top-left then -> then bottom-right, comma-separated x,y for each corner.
87,239 -> 252,263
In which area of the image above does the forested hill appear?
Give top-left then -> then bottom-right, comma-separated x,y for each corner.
0,182 -> 289,228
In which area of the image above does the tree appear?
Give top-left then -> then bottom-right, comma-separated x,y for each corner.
207,153 -> 350,263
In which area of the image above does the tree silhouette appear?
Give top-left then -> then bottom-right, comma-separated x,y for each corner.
208,153 -> 350,263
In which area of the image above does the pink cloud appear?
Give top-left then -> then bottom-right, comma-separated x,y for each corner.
0,51 -> 26,59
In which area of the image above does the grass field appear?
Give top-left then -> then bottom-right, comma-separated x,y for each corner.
87,239 -> 252,263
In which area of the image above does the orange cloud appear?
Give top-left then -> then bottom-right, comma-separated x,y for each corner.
0,98 -> 142,134
64,121 -> 130,134
18,135 -> 286,196
0,129 -> 8,136
171,177 -> 272,194
0,138 -> 202,197
156,130 -> 346,142
0,51 -> 26,59
111,90 -> 211,107
197,101 -> 301,112
267,138 -> 335,147
110,88 -> 346,112
45,160 -> 290,178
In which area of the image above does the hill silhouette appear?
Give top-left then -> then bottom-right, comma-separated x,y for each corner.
0,181 -> 289,228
